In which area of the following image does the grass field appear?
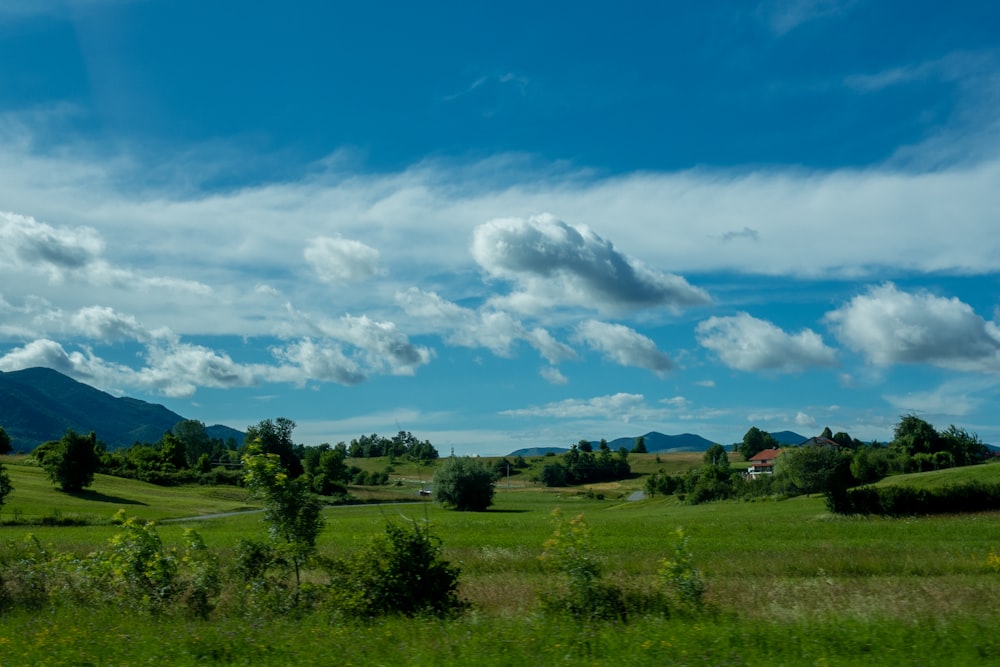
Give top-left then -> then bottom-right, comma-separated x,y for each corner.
1,456 -> 999,665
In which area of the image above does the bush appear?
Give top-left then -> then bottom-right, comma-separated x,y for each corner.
433,456 -> 495,511
329,520 -> 466,618
828,481 -> 1000,516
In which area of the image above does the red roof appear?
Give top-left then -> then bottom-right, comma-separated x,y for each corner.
749,448 -> 781,462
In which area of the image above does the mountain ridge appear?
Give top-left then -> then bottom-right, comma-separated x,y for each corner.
0,367 -> 244,451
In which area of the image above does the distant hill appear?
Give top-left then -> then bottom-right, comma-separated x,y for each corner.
0,367 -> 244,452
506,446 -> 568,457
606,432 -> 717,453
508,431 -> 719,458
770,430 -> 808,445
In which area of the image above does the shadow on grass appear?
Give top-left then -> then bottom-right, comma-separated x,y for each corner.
70,489 -> 146,505
485,509 -> 529,514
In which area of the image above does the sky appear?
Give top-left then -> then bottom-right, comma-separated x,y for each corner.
2,1 -> 1000,455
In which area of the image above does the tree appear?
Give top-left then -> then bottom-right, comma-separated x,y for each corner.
578,439 -> 593,453
433,457 -> 495,511
703,443 -> 729,468
632,436 -> 647,454
245,418 -> 304,478
774,444 -> 851,496
242,443 -> 324,588
940,425 -> 989,466
172,419 -> 214,467
891,414 -> 939,457
0,461 -> 13,518
42,430 -> 100,492
0,426 -> 12,455
539,462 -> 569,487
738,427 -> 778,460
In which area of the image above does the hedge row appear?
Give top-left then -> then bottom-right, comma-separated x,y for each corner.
827,481 -> 1000,516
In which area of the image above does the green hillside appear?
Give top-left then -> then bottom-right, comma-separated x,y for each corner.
0,459 -> 255,524
874,461 -> 1000,489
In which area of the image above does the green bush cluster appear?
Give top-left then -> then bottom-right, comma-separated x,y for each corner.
0,515 -> 220,618
827,481 -> 1000,516
538,510 -> 706,622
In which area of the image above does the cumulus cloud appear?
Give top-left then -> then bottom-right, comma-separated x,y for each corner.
825,283 -> 1000,372
471,214 -> 710,315
697,312 -> 837,372
138,343 -> 258,397
574,320 -> 674,375
396,287 -> 576,364
883,378 -> 999,416
500,392 -> 654,421
304,236 -> 382,283
795,411 -> 817,427
269,338 -> 366,386
0,211 -> 211,296
0,212 -> 103,280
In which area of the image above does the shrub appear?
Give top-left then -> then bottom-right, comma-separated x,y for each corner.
538,510 -> 626,622
659,528 -> 706,615
329,520 -> 466,618
433,456 -> 495,511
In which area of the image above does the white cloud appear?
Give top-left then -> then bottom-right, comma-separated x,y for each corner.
500,392 -> 655,421
304,236 -> 382,283
396,288 -> 576,364
472,214 -> 711,315
758,0 -> 858,35
574,320 -> 674,375
539,366 -> 568,385
795,411 -> 817,427
269,338 -> 365,386
825,283 -> 1000,372
697,312 -> 837,372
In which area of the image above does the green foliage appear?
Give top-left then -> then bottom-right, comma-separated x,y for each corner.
631,436 -> 647,453
0,462 -> 13,515
738,426 -> 779,460
347,430 -> 439,461
41,429 -> 100,492
828,480 -> 1000,516
538,444 -> 631,487
539,509 -> 626,621
243,443 -> 325,588
774,443 -> 852,496
433,456 -> 495,511
0,425 -> 12,454
329,520 -> 466,618
659,527 -> 706,615
703,443 -> 729,467
244,417 -> 304,478
105,511 -> 180,612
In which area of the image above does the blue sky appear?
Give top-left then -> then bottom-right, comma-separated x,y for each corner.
2,0 -> 1000,454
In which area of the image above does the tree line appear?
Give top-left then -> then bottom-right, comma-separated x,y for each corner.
645,415 -> 994,505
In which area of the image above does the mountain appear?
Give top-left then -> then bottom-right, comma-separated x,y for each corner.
508,431 -> 720,457
770,430 -> 808,445
0,367 -> 244,452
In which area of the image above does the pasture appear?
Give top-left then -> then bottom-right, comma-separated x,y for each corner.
0,456 -> 999,665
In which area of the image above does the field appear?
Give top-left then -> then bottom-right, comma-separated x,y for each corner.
1,457 -> 999,665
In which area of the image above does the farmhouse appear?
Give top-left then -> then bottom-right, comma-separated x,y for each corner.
746,448 -> 781,478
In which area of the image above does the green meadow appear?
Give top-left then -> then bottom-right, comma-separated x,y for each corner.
1,457 -> 999,665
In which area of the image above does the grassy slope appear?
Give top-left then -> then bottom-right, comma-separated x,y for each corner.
874,460 -> 1000,489
0,458 -> 255,525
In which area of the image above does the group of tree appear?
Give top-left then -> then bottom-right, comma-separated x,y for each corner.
539,441 -> 631,487
646,416 -> 993,505
14,417 -> 442,498
346,431 -> 439,462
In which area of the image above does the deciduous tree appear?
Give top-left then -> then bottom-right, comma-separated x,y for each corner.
42,430 -> 100,493
432,456 -> 495,511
